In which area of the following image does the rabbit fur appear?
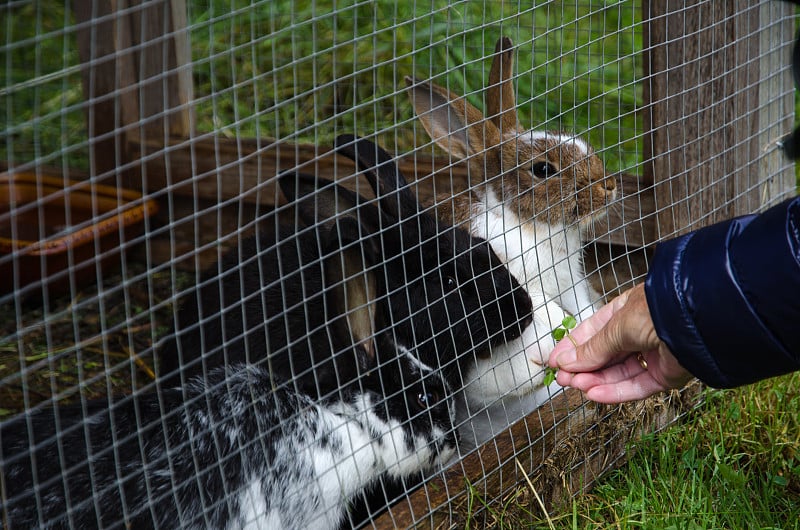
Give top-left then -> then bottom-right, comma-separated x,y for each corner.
157,136 -> 533,400
0,337 -> 457,530
406,37 -> 618,446
156,210 -> 382,399
331,134 -> 534,387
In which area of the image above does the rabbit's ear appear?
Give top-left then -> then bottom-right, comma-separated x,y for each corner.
405,76 -> 502,163
333,134 -> 417,221
278,171 -> 380,232
324,216 -> 380,361
487,36 -> 520,136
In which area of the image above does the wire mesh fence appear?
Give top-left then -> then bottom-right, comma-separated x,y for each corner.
0,0 -> 797,528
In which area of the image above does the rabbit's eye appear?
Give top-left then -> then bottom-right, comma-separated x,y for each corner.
532,161 -> 557,179
416,391 -> 440,409
444,276 -> 457,291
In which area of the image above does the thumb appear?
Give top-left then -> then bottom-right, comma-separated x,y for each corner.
553,287 -> 638,371
555,326 -> 628,372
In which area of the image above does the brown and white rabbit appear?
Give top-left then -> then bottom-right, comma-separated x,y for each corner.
406,37 -> 617,444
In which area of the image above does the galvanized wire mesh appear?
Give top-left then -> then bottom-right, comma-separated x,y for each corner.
0,0 -> 797,528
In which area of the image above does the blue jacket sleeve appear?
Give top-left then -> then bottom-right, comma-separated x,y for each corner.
644,196 -> 800,388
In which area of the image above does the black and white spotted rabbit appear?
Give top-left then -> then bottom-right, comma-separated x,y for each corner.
0,218 -> 457,530
0,358 -> 455,529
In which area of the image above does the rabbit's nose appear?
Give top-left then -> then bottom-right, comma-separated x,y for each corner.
603,175 -> 618,191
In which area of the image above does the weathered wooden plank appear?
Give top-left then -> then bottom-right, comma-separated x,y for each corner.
585,242 -> 652,302
365,383 -> 702,528
130,136 -> 654,248
168,0 -> 194,136
131,136 -> 471,205
758,0 -> 796,208
128,0 -> 192,139
643,0 -> 793,240
74,0 -> 139,182
75,0 -> 193,185
592,174 -> 655,249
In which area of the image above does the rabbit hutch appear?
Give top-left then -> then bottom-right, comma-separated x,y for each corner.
0,0 -> 796,527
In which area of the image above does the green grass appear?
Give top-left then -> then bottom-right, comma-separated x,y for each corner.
1,0 -> 644,174
186,0 -> 643,173
0,1 -> 86,169
481,373 -> 800,528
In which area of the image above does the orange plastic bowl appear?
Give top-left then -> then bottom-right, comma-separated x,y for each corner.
0,172 -> 158,300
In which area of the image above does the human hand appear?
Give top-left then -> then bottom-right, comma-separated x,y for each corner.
548,284 -> 692,403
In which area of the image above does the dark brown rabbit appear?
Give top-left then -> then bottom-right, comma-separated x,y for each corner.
156,136 -> 533,398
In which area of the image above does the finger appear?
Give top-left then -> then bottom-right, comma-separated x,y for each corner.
564,354 -> 647,389
560,349 -> 692,399
548,299 -> 623,367
554,368 -> 574,387
559,293 -> 624,346
583,372 -> 669,403
548,344 -> 573,368
556,286 -> 653,373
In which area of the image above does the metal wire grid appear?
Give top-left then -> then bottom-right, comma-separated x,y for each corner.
0,0 -> 797,528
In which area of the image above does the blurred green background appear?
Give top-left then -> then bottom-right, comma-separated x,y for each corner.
1,0 -> 644,175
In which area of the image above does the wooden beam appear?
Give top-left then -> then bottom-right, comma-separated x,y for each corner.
75,0 -> 193,185
758,0 -> 796,207
365,383 -> 702,528
130,136 -> 655,249
74,0 -> 139,181
127,0 -> 192,140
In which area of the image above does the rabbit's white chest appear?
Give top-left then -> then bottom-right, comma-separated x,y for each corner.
473,190 -> 595,317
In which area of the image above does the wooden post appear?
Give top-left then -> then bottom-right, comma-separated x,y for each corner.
127,0 -> 193,140
75,0 -> 193,184
74,0 -> 139,182
643,0 -> 795,242
758,0 -> 796,207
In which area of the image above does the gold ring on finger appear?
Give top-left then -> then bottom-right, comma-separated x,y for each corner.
637,352 -> 648,370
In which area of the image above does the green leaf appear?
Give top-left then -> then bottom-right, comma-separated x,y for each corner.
562,315 -> 578,330
543,367 -> 557,387
769,473 -> 789,487
715,462 -> 745,488
552,327 -> 566,341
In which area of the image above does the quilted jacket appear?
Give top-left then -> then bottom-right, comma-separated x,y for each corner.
645,196 -> 800,388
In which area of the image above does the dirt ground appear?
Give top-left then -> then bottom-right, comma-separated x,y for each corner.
0,262 -> 193,417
